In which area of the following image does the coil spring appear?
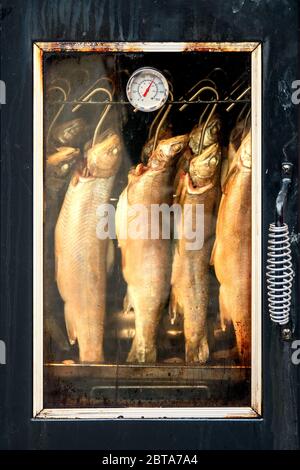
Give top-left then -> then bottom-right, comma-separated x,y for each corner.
266,223 -> 294,325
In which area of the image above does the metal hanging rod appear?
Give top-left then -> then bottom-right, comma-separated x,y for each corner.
49,98 -> 251,106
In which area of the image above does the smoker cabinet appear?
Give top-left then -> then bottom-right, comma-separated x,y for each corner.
38,43 -> 257,415
1,0 -> 299,451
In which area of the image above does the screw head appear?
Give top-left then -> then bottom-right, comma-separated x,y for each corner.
282,328 -> 292,340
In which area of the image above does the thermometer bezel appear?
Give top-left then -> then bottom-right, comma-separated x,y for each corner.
126,67 -> 169,112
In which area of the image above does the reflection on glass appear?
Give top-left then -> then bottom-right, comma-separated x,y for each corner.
43,51 -> 252,408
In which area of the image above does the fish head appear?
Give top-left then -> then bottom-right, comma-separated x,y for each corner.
189,115 -> 221,154
87,132 -> 122,178
239,132 -> 252,170
53,118 -> 89,148
140,138 -> 155,165
189,143 -> 221,188
141,126 -> 173,165
46,147 -> 81,179
148,134 -> 189,169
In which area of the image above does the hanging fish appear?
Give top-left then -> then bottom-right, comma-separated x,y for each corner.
211,131 -> 251,364
220,118 -> 245,190
55,132 -> 121,363
141,96 -> 173,164
189,115 -> 221,155
52,118 -> 89,148
140,125 -> 173,165
116,134 -> 189,363
174,115 -> 221,186
171,140 -> 221,363
46,147 -> 81,183
44,146 -> 81,353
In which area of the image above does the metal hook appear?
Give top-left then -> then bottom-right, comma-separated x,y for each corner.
226,86 -> 251,111
226,71 -> 249,98
179,86 -> 219,155
180,67 -> 226,104
179,85 -> 219,112
179,79 -> 217,110
48,78 -> 71,97
46,86 -> 68,147
148,80 -> 173,140
197,87 -> 219,155
73,87 -> 113,147
208,67 -> 228,81
148,80 -> 174,140
148,107 -> 166,140
236,103 -> 250,124
72,77 -> 115,112
153,90 -> 174,151
167,79 -> 174,93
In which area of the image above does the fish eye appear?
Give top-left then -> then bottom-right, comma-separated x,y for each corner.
242,154 -> 251,168
209,157 -> 217,167
60,163 -> 69,173
112,148 -> 118,155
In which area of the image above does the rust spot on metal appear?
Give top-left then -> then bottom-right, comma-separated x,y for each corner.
183,42 -> 258,53
36,41 -> 259,54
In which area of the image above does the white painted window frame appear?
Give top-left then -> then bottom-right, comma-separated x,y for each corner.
33,42 -> 262,420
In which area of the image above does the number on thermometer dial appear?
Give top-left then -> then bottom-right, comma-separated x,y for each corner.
126,67 -> 169,112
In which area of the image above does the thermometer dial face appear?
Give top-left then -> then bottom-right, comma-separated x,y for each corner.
126,67 -> 169,112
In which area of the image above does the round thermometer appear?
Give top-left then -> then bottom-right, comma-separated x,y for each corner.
126,67 -> 169,112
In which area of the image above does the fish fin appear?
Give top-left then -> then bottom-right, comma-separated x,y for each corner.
54,240 -> 59,282
219,286 -> 231,329
106,238 -> 115,274
123,291 -> 134,314
64,303 -> 77,345
127,337 -> 138,363
115,188 -> 128,246
210,241 -> 217,266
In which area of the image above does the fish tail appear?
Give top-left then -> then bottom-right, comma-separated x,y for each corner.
219,286 -> 231,331
126,292 -> 160,363
64,302 -> 77,345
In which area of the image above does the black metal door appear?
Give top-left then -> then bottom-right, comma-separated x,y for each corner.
0,0 -> 299,450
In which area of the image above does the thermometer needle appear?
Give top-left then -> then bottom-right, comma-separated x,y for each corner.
143,79 -> 154,97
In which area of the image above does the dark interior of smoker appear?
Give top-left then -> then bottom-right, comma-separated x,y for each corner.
43,51 -> 251,408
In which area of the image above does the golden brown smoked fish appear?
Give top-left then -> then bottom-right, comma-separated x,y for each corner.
140,126 -> 173,164
175,116 -> 221,188
55,133 -> 121,363
171,141 -> 221,363
211,131 -> 251,364
44,147 -> 81,353
52,118 -> 89,148
220,119 -> 245,190
116,134 -> 189,363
